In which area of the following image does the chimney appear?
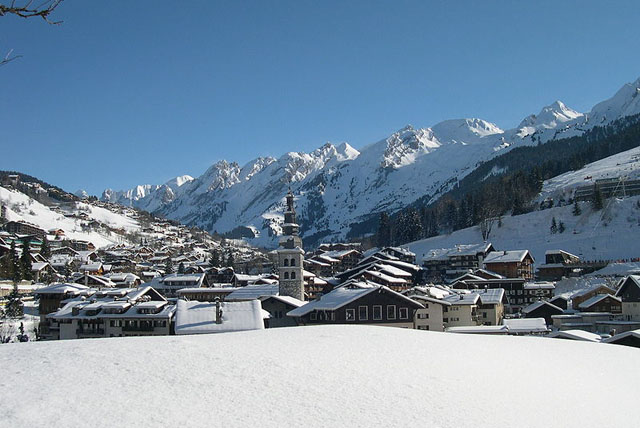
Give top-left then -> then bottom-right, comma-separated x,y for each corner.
503,250 -> 507,255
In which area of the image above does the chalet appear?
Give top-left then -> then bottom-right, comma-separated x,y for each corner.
537,250 -> 581,280
578,294 -> 622,314
34,283 -> 93,338
79,262 -> 104,275
548,295 -> 569,310
380,247 -> 416,264
260,295 -> 305,328
483,250 -> 534,280
31,262 -> 56,283
422,243 -> 495,281
106,273 -> 141,288
572,284 -> 617,309
615,276 -> 640,321
287,281 -> 423,328
522,301 -> 564,325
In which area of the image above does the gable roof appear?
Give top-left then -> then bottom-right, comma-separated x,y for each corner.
288,282 -> 422,317
578,294 -> 621,309
522,300 -> 563,315
484,250 -> 533,264
615,275 -> 640,298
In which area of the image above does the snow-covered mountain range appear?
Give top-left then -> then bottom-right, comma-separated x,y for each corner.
102,77 -> 640,248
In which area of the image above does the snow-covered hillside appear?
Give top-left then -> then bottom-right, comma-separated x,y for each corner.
1,325 -> 638,428
0,186 -> 137,247
102,77 -> 640,248
539,145 -> 640,201
407,194 -> 640,268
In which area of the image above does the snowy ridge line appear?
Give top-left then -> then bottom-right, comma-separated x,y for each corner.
100,77 -> 640,248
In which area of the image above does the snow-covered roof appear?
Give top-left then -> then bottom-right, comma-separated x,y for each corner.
34,283 -> 90,295
422,243 -> 493,261
226,284 -> 279,301
260,295 -> 305,308
523,281 -> 556,290
443,292 -> 480,306
502,318 -> 549,333
477,288 -> 506,305
521,301 -> 563,315
364,269 -> 407,284
602,329 -> 640,344
446,325 -> 510,334
573,284 -> 616,298
174,300 -> 264,335
288,283 -> 421,317
548,330 -> 601,342
373,263 -> 413,278
484,250 -> 532,264
578,294 -> 620,309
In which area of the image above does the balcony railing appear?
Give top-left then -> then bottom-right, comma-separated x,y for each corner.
76,328 -> 104,335
122,324 -> 156,332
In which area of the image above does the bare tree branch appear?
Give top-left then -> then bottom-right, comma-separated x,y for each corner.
0,0 -> 64,24
0,49 -> 22,67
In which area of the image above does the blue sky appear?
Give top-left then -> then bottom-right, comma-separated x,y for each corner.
1,1 -> 640,195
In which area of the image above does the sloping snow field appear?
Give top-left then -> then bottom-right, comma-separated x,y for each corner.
1,325 -> 638,427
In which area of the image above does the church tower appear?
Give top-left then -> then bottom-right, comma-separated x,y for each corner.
277,190 -> 305,301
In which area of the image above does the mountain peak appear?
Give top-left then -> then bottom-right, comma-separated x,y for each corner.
431,118 -> 503,143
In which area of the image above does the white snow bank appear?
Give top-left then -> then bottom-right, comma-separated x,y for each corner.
0,325 -> 638,428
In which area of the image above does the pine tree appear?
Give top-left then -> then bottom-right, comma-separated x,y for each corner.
209,249 -> 220,268
226,252 -> 235,269
10,241 -> 21,284
572,199 -> 582,216
377,212 -> 391,247
164,258 -> 174,275
558,221 -> 566,234
40,235 -> 51,259
20,242 -> 33,282
177,262 -> 185,274
550,217 -> 558,234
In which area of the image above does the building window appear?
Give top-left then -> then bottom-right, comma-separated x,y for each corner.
373,305 -> 382,320
284,272 -> 289,279
291,271 -> 296,279
290,258 -> 296,266
359,306 -> 368,321
310,312 -> 317,320
346,309 -> 355,321
284,259 -> 289,267
399,308 -> 408,319
387,305 -> 396,320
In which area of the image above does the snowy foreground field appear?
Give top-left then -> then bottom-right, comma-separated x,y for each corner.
1,325 -> 638,428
